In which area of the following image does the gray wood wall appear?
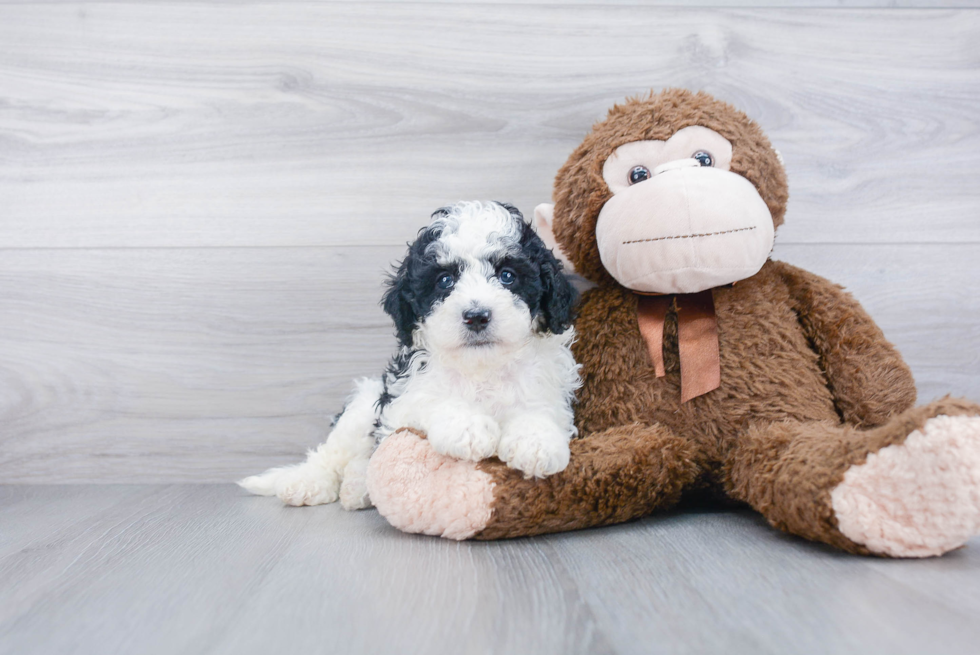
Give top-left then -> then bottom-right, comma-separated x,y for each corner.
1,1 -> 978,483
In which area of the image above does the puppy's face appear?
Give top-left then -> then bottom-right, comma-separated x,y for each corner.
383,202 -> 576,363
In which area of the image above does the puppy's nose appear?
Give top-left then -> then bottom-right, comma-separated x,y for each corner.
462,308 -> 492,332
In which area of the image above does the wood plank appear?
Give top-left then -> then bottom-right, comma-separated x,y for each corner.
0,244 -> 976,483
0,247 -> 401,482
1,5 -> 978,248
546,512 -> 980,654
1,485 -> 979,655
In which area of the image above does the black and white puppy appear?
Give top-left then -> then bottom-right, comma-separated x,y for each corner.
239,201 -> 581,509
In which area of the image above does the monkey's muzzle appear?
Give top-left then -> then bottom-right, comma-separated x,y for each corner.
595,163 -> 774,294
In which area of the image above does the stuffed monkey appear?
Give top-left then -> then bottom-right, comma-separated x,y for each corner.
366,89 -> 980,557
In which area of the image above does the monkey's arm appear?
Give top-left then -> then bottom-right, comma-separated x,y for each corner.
774,260 -> 916,427
366,424 -> 698,540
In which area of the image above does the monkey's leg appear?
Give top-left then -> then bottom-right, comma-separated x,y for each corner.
724,397 -> 980,557
366,423 -> 700,540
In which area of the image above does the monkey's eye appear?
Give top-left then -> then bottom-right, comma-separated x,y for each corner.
693,151 -> 714,167
436,273 -> 455,290
497,269 -> 517,286
628,166 -> 651,185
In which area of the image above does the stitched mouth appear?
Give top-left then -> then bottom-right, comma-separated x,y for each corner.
623,225 -> 756,245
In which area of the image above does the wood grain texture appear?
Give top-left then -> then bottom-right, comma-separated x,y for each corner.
1,485 -> 979,655
2,4 -> 978,649
1,5 -> 979,248
0,246 -> 399,482
1,3 -> 978,482
0,244 -> 976,482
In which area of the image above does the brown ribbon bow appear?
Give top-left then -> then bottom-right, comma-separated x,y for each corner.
636,290 -> 721,403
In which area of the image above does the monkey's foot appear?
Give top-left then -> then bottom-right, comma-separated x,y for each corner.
366,429 -> 494,540
831,415 -> 980,557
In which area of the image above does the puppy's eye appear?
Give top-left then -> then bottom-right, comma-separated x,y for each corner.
692,150 -> 713,167
436,273 -> 455,290
498,269 -> 517,286
628,166 -> 651,185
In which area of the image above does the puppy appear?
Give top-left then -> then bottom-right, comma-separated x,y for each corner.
239,201 -> 581,510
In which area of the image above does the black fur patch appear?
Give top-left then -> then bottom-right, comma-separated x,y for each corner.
375,347 -> 417,413
372,346 -> 424,442
381,221 -> 459,348
506,212 -> 578,335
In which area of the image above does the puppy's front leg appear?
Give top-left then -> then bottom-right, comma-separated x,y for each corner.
497,415 -> 571,478
425,402 -> 501,462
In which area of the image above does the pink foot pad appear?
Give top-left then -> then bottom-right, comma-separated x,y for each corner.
832,415 -> 980,557
366,429 -> 495,540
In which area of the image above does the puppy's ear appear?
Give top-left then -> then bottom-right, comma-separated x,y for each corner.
382,223 -> 445,347
538,247 -> 578,335
382,262 -> 417,348
519,221 -> 578,335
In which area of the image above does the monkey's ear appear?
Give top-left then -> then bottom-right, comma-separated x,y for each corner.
537,246 -> 578,335
381,264 -> 417,348
533,203 -> 577,274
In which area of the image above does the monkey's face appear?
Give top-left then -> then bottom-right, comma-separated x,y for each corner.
596,125 -> 774,294
550,90 -> 789,292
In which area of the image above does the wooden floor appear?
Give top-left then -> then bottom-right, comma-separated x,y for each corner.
1,485 -> 979,655
3,2 -> 980,653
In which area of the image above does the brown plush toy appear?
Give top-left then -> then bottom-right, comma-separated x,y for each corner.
365,89 -> 980,557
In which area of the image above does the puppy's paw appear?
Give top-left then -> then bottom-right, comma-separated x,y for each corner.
240,463 -> 341,506
498,419 -> 571,478
339,459 -> 372,510
278,466 -> 341,506
427,411 -> 501,462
